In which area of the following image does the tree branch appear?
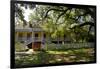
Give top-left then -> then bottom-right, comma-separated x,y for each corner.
56,8 -> 72,22
70,22 -> 94,29
88,25 -> 92,36
44,8 -> 67,18
79,22 -> 94,27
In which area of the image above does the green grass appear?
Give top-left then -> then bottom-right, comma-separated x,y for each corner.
15,48 -> 95,67
15,42 -> 26,52
46,51 -> 69,54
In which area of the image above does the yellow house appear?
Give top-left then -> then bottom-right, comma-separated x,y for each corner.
15,20 -> 50,50
15,27 -> 48,50
15,22 -> 71,50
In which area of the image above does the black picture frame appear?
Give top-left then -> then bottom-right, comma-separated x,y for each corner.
10,0 -> 96,68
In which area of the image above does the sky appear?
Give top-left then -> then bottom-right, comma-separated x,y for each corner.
21,6 -> 33,22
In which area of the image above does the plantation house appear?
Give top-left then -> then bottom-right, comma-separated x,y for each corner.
15,21 -> 72,50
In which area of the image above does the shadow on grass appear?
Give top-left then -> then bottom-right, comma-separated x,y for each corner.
15,48 -> 95,68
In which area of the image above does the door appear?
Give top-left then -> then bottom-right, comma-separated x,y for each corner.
32,42 -> 41,50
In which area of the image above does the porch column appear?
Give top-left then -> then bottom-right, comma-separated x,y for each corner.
32,31 -> 34,51
41,32 -> 44,49
32,31 -> 34,41
41,32 -> 44,41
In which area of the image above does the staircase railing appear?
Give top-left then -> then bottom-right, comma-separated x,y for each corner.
25,37 -> 44,45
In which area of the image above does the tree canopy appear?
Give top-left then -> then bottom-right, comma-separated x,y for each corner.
15,3 -> 96,42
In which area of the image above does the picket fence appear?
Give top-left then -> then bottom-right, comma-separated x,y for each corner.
43,43 -> 95,50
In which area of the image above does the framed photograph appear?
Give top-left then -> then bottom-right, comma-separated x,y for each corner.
10,0 -> 96,68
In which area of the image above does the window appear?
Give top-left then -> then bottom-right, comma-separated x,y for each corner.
35,33 -> 38,37
44,34 -> 46,38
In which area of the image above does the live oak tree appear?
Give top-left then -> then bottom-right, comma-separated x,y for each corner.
38,5 -> 95,42
43,5 -> 95,42
15,3 -> 95,42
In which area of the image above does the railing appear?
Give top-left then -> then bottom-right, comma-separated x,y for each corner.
16,37 -> 42,41
16,37 -> 27,41
16,37 -> 70,42
16,37 -> 46,45
43,43 -> 95,50
49,37 -> 71,41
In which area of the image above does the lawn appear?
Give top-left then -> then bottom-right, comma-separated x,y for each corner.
15,48 -> 95,67
15,42 -> 26,52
